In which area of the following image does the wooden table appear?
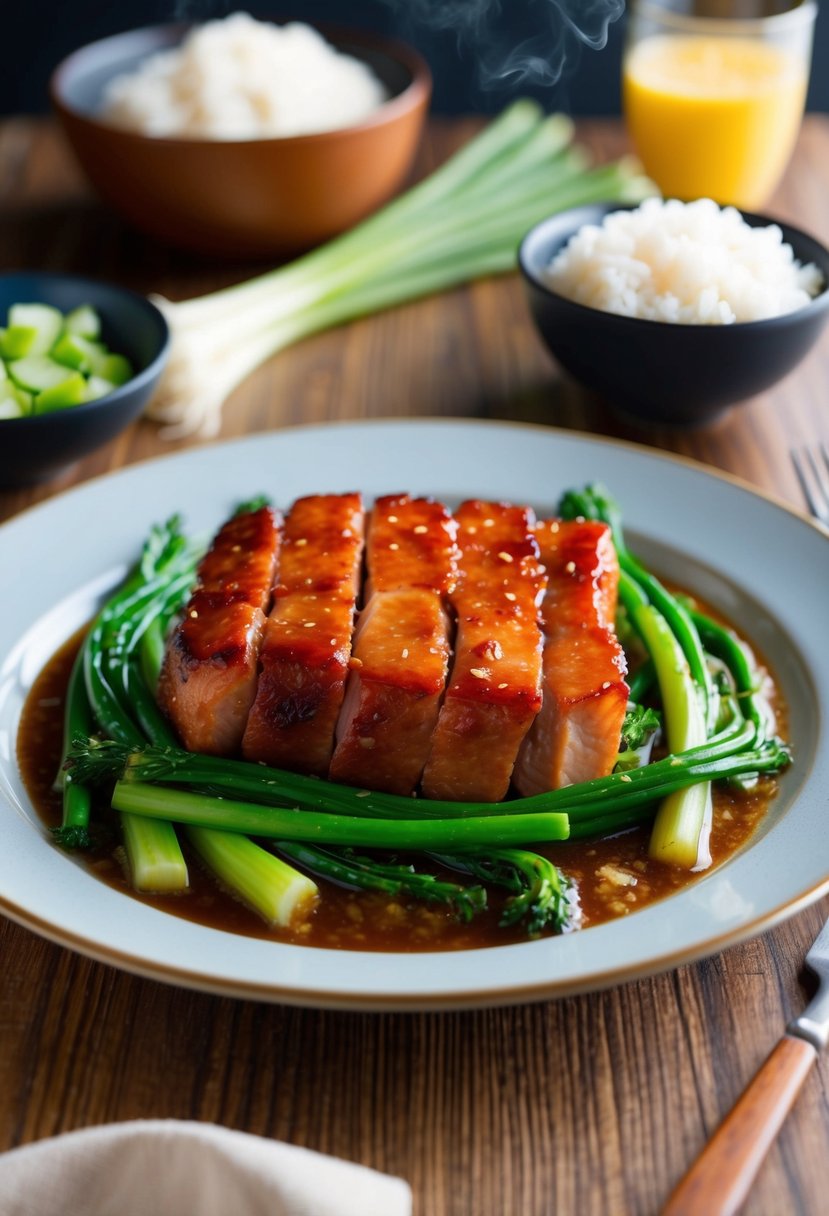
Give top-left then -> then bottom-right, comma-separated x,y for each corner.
1,114 -> 828,1216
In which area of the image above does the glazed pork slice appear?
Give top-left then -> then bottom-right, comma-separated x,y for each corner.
513,519 -> 629,795
158,504 -> 281,755
242,493 -> 365,775
328,495 -> 458,796
420,500 -> 546,804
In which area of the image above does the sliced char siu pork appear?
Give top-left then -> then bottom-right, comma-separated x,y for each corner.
513,519 -> 629,795
420,500 -> 546,803
157,504 -> 280,755
328,495 -> 458,796
242,493 -> 365,775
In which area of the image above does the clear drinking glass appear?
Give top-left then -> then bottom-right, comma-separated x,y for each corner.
622,0 -> 816,208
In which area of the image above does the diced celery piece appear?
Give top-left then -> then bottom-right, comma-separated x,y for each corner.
96,352 -> 133,386
8,303 -> 63,356
33,371 -> 88,413
0,326 -> 37,359
0,301 -> 132,414
64,304 -> 101,340
52,332 -> 96,372
74,334 -> 108,372
0,396 -> 24,420
85,375 -> 117,401
10,355 -> 83,393
10,385 -> 33,413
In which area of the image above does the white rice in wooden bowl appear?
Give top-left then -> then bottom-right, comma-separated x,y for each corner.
545,197 -> 823,325
101,13 -> 389,141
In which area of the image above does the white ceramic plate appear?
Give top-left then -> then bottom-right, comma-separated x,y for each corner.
0,420 -> 826,1010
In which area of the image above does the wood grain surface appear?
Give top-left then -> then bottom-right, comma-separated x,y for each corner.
664,1034 -> 818,1216
1,115 -> 828,1216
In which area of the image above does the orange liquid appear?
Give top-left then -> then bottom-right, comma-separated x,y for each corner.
623,35 -> 808,208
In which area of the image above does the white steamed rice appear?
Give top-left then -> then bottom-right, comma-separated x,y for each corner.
545,197 -> 823,325
101,13 -> 389,141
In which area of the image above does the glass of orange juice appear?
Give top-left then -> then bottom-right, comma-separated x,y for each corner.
622,0 -> 816,208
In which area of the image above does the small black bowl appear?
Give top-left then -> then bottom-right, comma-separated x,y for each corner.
518,202 -> 829,428
0,272 -> 169,487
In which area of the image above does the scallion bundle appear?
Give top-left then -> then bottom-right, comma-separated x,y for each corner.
148,100 -> 652,437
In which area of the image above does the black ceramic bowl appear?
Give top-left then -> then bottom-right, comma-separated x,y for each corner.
0,272 -> 169,487
518,202 -> 829,427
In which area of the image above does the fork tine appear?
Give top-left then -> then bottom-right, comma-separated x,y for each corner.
791,443 -> 829,527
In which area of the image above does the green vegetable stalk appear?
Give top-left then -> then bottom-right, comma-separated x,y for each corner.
277,843 -> 487,923
109,781 -> 571,850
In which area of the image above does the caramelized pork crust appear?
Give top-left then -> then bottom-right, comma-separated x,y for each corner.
158,505 -> 281,755
513,519 -> 629,795
242,493 -> 365,775
157,495 -> 630,802
329,495 -> 458,796
421,500 -> 546,803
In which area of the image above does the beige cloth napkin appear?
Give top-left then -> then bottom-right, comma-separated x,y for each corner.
0,1119 -> 412,1216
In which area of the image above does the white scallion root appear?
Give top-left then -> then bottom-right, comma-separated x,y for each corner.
145,297 -> 230,439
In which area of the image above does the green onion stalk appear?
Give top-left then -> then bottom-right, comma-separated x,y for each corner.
148,100 -> 653,438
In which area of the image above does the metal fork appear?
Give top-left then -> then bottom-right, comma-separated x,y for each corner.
791,442 -> 829,527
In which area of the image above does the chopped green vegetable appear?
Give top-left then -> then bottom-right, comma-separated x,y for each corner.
10,355 -> 79,393
8,384 -> 33,413
34,371 -> 88,412
188,826 -> 319,927
0,302 -> 134,420
85,375 -> 118,402
121,811 -> 189,893
0,325 -> 37,359
52,332 -> 102,372
8,303 -> 63,355
96,353 -> 132,386
65,304 -> 101,339
0,397 -> 23,420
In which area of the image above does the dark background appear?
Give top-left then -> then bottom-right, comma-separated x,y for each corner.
4,0 -> 828,117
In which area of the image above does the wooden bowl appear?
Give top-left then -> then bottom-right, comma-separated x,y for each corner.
51,21 -> 432,258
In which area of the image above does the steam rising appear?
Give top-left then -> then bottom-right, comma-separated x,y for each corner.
381,0 -> 625,88
167,0 -> 625,92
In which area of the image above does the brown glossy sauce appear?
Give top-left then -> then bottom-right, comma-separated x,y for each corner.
18,626 -> 780,952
